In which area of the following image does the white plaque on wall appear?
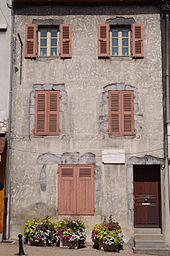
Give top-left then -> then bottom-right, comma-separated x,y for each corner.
102,149 -> 125,164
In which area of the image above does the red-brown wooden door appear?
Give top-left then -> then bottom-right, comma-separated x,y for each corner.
134,165 -> 160,227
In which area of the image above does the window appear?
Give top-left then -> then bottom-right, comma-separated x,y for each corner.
38,27 -> 59,57
58,165 -> 94,215
25,24 -> 71,58
108,90 -> 135,136
110,27 -> 131,57
35,91 -> 60,136
98,24 -> 144,58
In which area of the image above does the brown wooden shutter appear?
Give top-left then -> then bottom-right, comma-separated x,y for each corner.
25,24 -> 37,58
98,24 -> 109,58
108,91 -> 121,135
35,92 -> 47,135
60,24 -> 72,58
122,91 -> 134,135
47,92 -> 60,135
58,166 -> 76,215
132,24 -> 144,58
77,165 -> 94,215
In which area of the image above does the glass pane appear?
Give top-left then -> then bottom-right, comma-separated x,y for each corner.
40,48 -> 47,57
41,39 -> 47,47
122,47 -> 128,56
40,30 -> 47,37
112,29 -> 118,37
51,30 -> 58,37
122,30 -> 128,37
112,38 -> 118,47
51,48 -> 57,57
51,39 -> 57,47
122,38 -> 128,47
112,48 -> 118,56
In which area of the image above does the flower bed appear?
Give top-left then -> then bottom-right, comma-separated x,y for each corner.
91,215 -> 124,252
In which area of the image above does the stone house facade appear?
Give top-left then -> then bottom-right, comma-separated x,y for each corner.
10,0 -> 170,250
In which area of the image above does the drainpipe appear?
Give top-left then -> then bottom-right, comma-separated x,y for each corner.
4,0 -> 14,240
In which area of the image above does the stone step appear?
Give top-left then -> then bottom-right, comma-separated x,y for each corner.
133,247 -> 170,256
135,234 -> 164,240
135,240 -> 167,249
134,228 -> 161,234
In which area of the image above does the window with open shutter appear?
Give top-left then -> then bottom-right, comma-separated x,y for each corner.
108,91 -> 135,136
58,165 -> 94,215
25,24 -> 37,58
98,24 -> 109,58
60,24 -> 72,58
132,24 -> 144,58
35,91 -> 60,136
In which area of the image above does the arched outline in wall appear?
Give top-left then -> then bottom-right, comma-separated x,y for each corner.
127,155 -> 164,227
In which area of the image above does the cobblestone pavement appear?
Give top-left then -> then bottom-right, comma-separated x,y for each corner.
0,242 -> 153,256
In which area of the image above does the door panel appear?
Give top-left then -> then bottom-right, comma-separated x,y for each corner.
134,165 -> 160,227
0,189 -> 4,232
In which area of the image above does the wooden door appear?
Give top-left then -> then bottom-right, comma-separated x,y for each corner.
134,165 -> 160,227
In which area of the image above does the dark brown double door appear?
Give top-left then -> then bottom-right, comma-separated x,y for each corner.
134,165 -> 161,227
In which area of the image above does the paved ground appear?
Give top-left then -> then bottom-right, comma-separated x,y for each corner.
0,242 -> 153,256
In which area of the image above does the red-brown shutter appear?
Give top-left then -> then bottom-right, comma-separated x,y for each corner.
122,91 -> 134,135
98,24 -> 109,58
132,24 -> 144,58
47,91 -> 60,135
108,91 -> 121,135
60,24 -> 72,58
58,166 -> 76,215
35,92 -> 47,135
25,24 -> 37,58
77,165 -> 94,215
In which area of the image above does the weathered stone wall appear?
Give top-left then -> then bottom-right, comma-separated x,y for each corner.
10,4 -> 163,242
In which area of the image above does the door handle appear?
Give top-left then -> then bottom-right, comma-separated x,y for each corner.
142,202 -> 151,206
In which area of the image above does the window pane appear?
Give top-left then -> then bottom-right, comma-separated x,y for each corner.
112,48 -> 118,56
40,48 -> 47,57
122,38 -> 128,47
122,48 -> 128,56
122,30 -> 128,37
51,48 -> 57,57
51,30 -> 58,37
112,29 -> 118,37
112,38 -> 118,47
41,39 -> 47,47
51,39 -> 57,47
40,30 -> 47,37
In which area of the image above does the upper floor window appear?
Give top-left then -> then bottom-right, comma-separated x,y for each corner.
38,27 -> 59,57
25,24 -> 71,59
108,90 -> 135,136
98,23 -> 144,58
110,27 -> 131,57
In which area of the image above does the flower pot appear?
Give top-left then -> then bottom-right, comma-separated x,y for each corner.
99,242 -> 118,252
30,239 -> 47,247
61,239 -> 79,249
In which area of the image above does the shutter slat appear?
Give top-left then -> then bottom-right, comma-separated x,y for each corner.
132,24 -> 144,58
48,92 -> 59,135
122,92 -> 134,134
58,166 -> 76,215
77,166 -> 94,215
35,92 -> 46,135
98,24 -> 109,58
109,91 -> 121,134
60,24 -> 72,58
25,24 -> 37,58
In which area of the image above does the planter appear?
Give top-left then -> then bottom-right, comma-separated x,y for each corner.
30,240 -> 47,247
99,242 -> 119,252
61,239 -> 79,249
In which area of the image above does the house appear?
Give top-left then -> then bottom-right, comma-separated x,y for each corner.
9,0 -> 170,253
0,0 -> 11,240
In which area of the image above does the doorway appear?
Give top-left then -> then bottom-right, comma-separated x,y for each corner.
133,165 -> 161,228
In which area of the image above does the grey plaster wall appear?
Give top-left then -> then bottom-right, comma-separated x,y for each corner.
10,4 -> 164,242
